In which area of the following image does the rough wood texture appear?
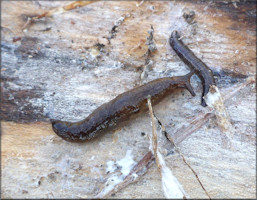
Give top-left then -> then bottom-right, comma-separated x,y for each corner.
1,1 -> 256,198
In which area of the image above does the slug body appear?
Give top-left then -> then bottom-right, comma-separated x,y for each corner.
52,72 -> 195,142
170,31 -> 215,106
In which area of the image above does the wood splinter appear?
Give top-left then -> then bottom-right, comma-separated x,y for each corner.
147,96 -> 188,199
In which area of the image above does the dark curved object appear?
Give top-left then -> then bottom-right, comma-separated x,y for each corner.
169,30 -> 216,106
52,71 -> 195,142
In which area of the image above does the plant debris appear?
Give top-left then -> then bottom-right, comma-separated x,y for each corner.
22,1 -> 98,30
183,10 -> 196,24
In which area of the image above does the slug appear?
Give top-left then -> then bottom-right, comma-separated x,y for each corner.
169,30 -> 216,107
51,71 -> 196,142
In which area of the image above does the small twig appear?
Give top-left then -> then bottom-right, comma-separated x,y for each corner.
173,112 -> 214,145
147,96 -> 187,199
147,96 -> 161,172
22,1 -> 97,30
94,151 -> 155,198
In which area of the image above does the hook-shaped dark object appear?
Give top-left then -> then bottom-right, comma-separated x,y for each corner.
170,30 -> 216,106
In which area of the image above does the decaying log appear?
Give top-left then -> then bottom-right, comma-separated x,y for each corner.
1,1 -> 256,199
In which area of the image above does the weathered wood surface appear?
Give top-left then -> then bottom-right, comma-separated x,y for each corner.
1,1 -> 256,198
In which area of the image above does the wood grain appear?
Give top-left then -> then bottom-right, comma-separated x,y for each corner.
1,1 -> 256,198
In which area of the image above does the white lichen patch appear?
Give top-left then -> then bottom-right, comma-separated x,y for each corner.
116,150 -> 136,176
106,160 -> 116,174
96,150 -> 136,197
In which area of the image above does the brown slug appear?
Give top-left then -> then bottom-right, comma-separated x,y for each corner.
169,30 -> 216,107
51,71 -> 196,142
